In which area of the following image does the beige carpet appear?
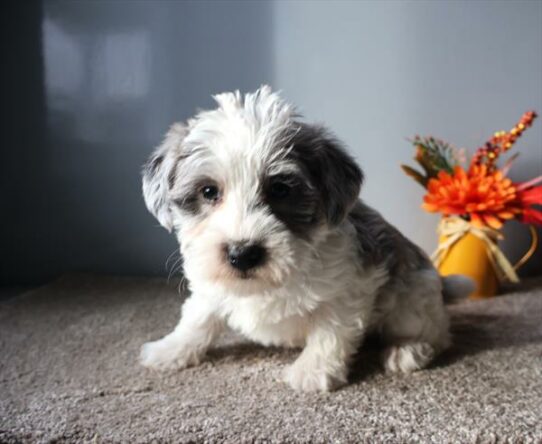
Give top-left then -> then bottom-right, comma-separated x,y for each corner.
1,275 -> 541,443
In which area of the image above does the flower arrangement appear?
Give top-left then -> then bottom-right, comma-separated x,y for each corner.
402,111 -> 541,228
402,111 -> 541,294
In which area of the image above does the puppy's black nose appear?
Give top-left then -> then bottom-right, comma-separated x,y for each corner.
227,243 -> 266,271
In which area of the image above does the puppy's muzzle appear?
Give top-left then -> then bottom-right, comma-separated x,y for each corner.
226,242 -> 266,272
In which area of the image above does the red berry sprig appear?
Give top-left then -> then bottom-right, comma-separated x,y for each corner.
472,111 -> 537,170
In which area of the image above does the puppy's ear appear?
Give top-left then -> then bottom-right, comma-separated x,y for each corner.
292,124 -> 363,225
142,123 -> 187,232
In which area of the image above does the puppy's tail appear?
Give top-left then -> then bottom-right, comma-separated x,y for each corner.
441,274 -> 476,304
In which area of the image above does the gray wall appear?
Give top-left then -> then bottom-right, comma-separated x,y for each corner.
2,0 -> 541,285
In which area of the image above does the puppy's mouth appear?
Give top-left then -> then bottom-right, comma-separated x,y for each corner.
236,270 -> 256,280
225,264 -> 266,282
212,259 -> 286,294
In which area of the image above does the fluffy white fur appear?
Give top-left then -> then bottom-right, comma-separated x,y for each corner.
140,86 -> 466,392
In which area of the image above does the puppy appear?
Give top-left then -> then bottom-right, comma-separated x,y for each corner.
140,86 -> 470,392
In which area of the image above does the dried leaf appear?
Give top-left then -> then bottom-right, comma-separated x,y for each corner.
401,165 -> 428,188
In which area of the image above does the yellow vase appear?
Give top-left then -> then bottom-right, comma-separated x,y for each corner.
438,232 -> 499,299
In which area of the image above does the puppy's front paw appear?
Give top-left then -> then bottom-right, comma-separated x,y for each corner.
139,337 -> 200,371
283,358 -> 347,392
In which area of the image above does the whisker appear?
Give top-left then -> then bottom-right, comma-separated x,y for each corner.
177,274 -> 189,295
167,256 -> 183,283
165,249 -> 179,270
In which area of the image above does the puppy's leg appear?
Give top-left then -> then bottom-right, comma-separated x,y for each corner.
381,315 -> 450,374
140,294 -> 223,371
283,308 -> 364,392
380,272 -> 450,374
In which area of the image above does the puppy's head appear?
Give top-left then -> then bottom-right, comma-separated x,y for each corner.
143,86 -> 362,295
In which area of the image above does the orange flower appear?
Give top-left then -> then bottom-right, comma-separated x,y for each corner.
422,165 -> 519,229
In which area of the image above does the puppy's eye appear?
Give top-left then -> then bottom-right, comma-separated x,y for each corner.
269,182 -> 291,199
201,185 -> 219,201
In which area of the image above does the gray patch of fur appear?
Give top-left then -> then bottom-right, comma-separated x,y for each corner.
348,201 -> 431,274
287,123 -> 364,226
261,170 -> 321,238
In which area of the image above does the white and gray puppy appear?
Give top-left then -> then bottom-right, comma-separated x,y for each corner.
140,86 -> 469,392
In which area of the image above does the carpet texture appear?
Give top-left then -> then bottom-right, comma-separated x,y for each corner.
1,275 -> 541,443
